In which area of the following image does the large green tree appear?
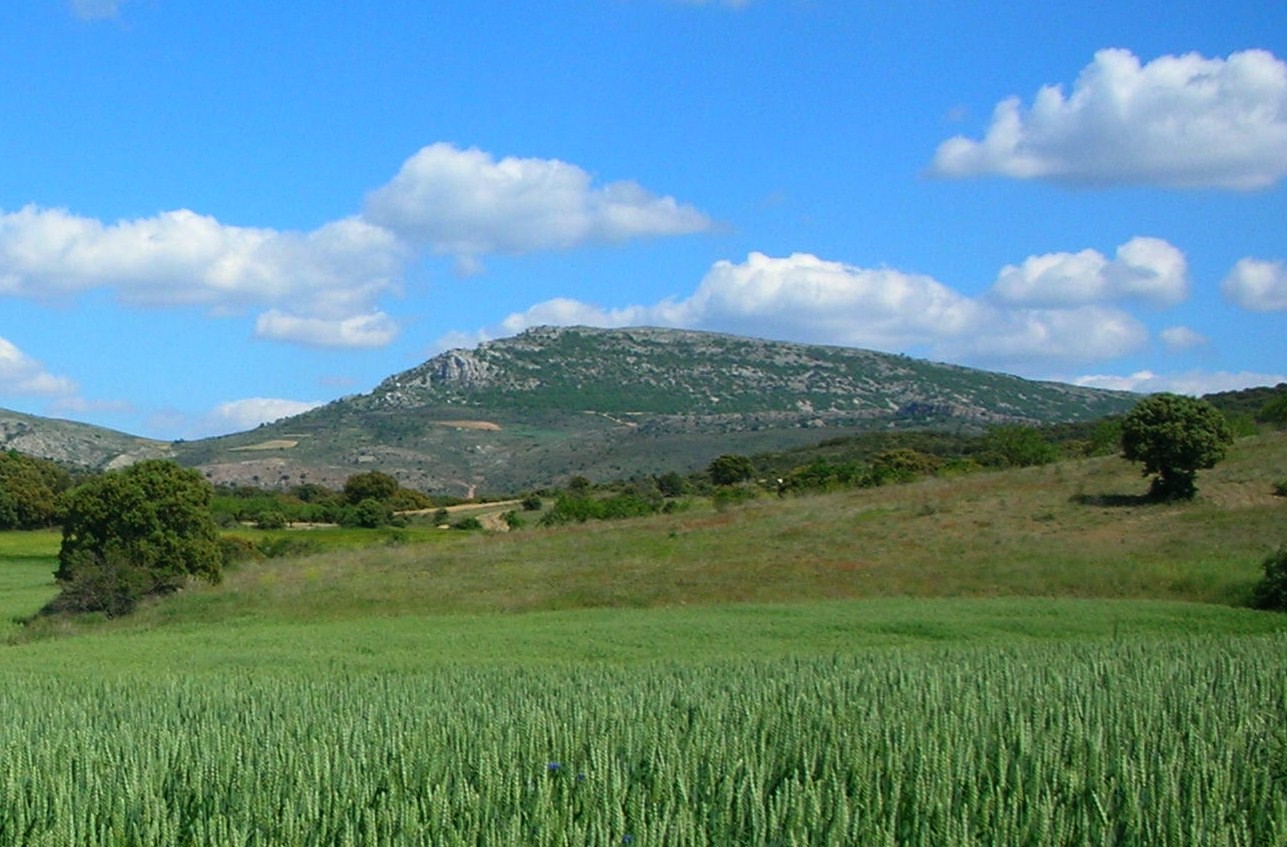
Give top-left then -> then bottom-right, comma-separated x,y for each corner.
51,460 -> 223,616
0,450 -> 71,530
1120,393 -> 1233,500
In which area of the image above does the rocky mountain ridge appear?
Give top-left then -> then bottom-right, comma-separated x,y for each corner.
8,326 -> 1140,494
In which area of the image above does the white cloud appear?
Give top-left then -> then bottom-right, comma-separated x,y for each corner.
931,49 -> 1287,189
452,247 -> 1164,369
1,144 -> 714,351
1074,369 -> 1287,396
69,0 -> 123,21
1160,326 -> 1207,350
990,237 -> 1188,307
363,143 -> 714,263
0,206 -> 405,315
1221,257 -> 1287,311
942,305 -> 1148,366
254,311 -> 401,349
0,336 -> 78,398
210,398 -> 325,431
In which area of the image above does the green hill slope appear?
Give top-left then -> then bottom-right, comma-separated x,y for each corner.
175,326 -> 1137,495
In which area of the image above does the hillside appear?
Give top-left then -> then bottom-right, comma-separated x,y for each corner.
0,407 -> 170,471
173,326 -> 1137,495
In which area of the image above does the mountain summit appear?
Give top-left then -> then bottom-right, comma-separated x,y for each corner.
172,326 -> 1136,495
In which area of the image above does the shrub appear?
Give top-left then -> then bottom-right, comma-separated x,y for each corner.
521,493 -> 543,511
255,510 -> 288,530
1250,546 -> 1287,612
53,460 -> 223,615
452,516 -> 483,531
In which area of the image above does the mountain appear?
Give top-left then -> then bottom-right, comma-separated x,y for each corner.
0,407 -> 171,471
170,326 -> 1138,495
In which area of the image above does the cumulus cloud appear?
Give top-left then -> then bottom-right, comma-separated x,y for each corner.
0,205 -> 408,348
451,246 -> 1169,370
254,311 -> 401,349
1222,257 -> 1287,311
0,144 -> 713,349
1160,326 -> 1207,350
363,143 -> 714,265
989,237 -> 1188,307
930,49 -> 1287,189
0,336 -> 78,398
1074,369 -> 1287,396
209,398 -> 325,431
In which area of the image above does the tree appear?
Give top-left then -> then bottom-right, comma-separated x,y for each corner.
708,454 -> 755,487
0,451 -> 71,530
51,460 -> 223,615
1251,546 -> 1287,612
1120,394 -> 1233,500
343,471 -> 400,505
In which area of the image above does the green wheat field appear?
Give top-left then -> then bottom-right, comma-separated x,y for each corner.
2,434 -> 1285,845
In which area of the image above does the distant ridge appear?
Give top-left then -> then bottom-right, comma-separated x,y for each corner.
170,326 -> 1138,495
0,407 -> 172,471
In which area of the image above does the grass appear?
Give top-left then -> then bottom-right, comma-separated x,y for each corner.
99,431 -> 1281,631
1,438 -> 1284,845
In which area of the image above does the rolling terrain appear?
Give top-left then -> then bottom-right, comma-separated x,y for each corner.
171,326 -> 1137,495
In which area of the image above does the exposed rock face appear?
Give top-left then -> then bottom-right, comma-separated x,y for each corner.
0,411 -> 173,470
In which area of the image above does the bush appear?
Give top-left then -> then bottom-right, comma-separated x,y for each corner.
53,460 -> 223,615
452,516 -> 483,531
255,510 -> 288,530
1250,546 -> 1287,612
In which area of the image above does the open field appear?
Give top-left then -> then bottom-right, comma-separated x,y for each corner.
1,434 -> 1284,844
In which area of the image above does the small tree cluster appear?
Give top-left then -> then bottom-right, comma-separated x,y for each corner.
0,450 -> 72,530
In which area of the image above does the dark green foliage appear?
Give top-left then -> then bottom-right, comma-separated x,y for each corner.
1203,382 -> 1287,423
1121,394 -> 1234,500
52,460 -> 222,615
980,425 -> 1060,469
346,498 -> 393,529
0,450 -> 71,530
1259,392 -> 1287,428
42,547 -> 152,618
538,492 -> 663,526
254,509 -> 288,530
1250,546 -> 1287,612
708,454 -> 755,486
521,493 -> 543,511
567,475 -> 592,496
452,516 -> 484,531
343,471 -> 400,505
655,471 -> 688,498
387,487 -> 433,512
502,510 -> 523,529
868,448 -> 943,485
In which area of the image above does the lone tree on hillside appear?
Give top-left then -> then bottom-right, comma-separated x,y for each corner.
49,460 -> 223,617
708,454 -> 755,487
1120,393 -> 1233,501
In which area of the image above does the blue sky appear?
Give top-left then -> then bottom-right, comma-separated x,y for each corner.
1,0 -> 1284,439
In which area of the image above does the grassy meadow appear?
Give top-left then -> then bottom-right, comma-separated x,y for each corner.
1,434 -> 1284,844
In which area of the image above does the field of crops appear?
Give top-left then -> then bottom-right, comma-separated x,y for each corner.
2,633 -> 1283,846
